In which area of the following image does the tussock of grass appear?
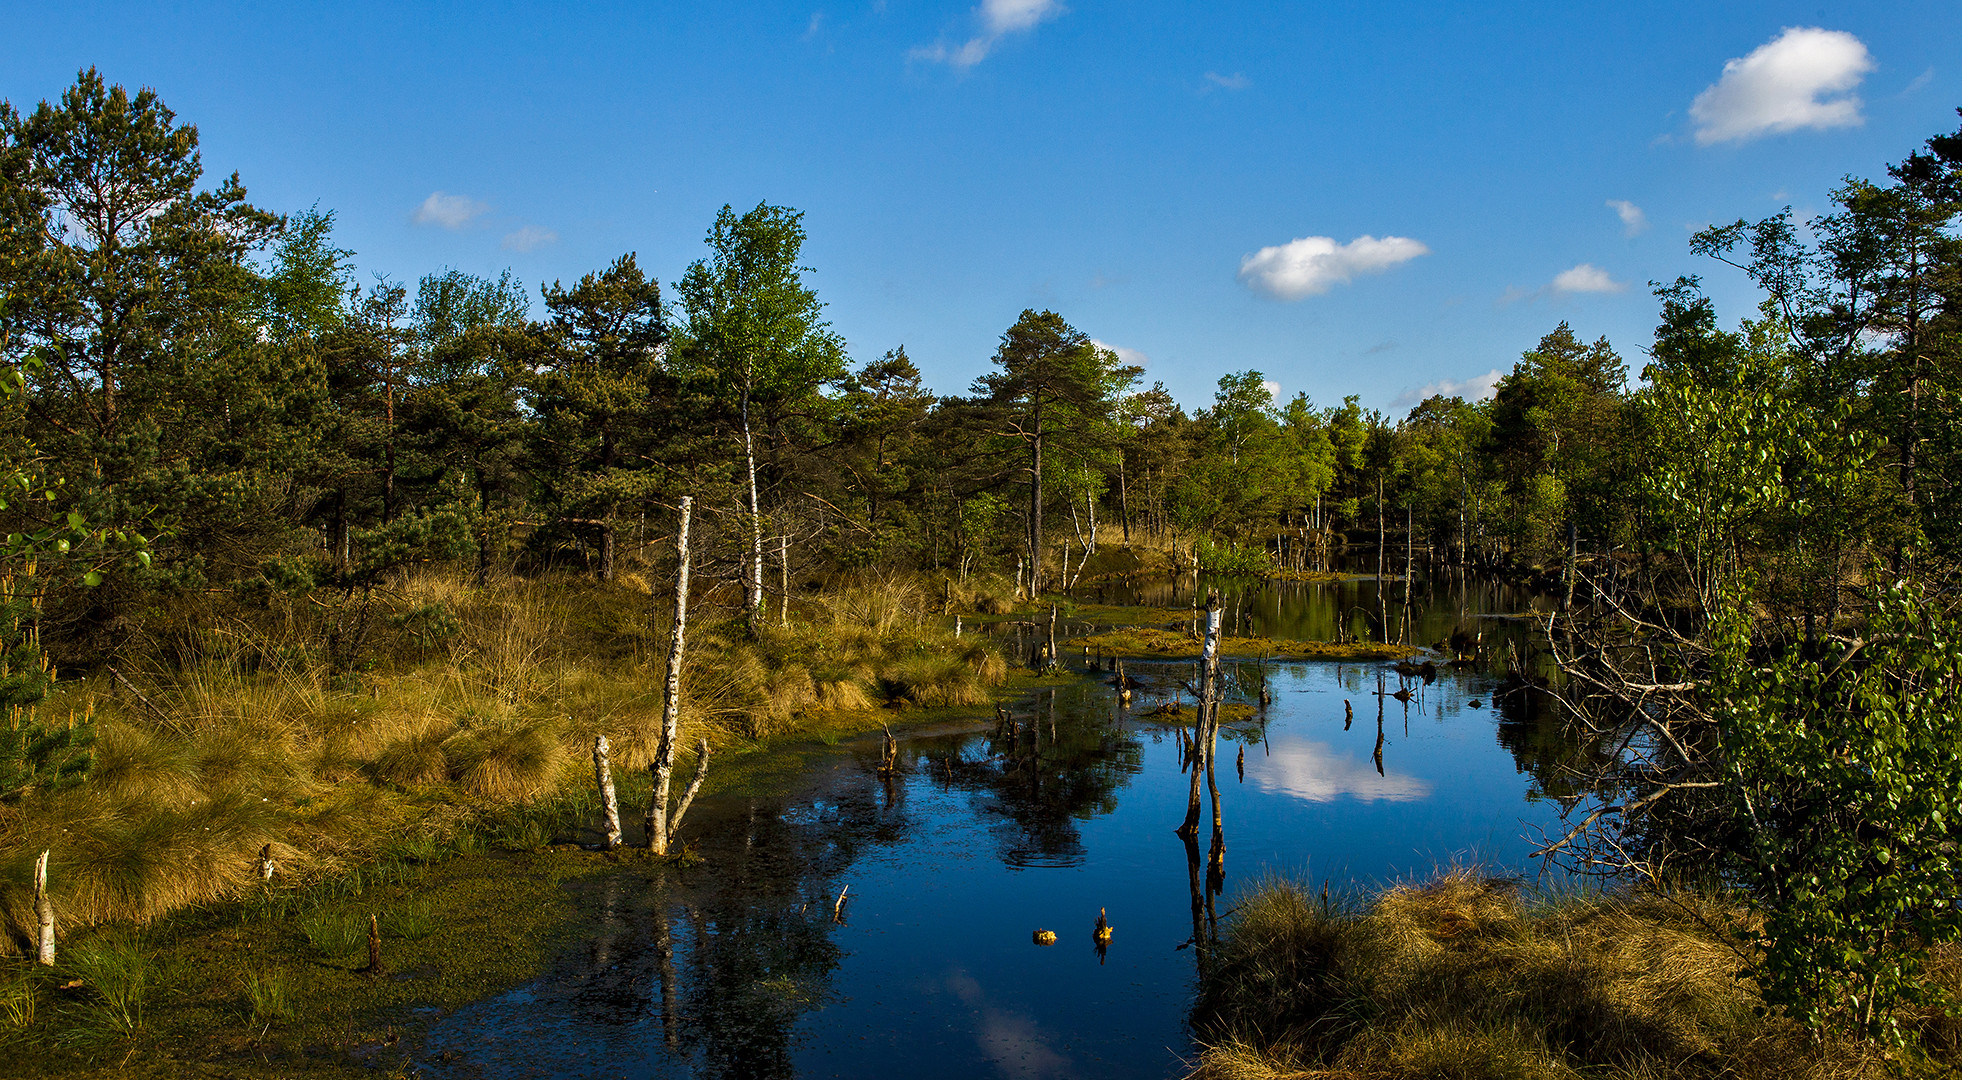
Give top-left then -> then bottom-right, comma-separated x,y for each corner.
60,936 -> 149,1041
239,967 -> 294,1024
372,719 -> 453,786
446,718 -> 564,801
1190,871 -> 1944,1079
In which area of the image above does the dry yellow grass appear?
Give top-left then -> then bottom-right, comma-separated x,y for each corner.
1189,872 -> 1950,1080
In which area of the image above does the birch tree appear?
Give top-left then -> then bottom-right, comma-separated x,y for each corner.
673,204 -> 844,628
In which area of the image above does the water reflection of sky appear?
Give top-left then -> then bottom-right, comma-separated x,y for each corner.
1246,735 -> 1430,803
421,578 -> 1580,1080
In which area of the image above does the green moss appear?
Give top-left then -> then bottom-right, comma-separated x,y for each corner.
4,850 -> 609,1078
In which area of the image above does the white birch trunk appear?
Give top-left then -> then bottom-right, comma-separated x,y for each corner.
34,850 -> 54,965
649,496 -> 694,854
594,735 -> 622,849
666,737 -> 712,850
743,389 -> 764,619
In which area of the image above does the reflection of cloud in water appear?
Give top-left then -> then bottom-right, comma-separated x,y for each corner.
943,971 -> 1073,1080
1248,736 -> 1430,803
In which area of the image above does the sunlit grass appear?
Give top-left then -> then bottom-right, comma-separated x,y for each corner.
1189,870 -> 1946,1079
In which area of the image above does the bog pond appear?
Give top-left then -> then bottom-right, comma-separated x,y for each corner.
419,574 -> 1582,1079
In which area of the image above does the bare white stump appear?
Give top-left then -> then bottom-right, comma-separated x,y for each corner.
594,735 -> 622,849
33,850 -> 54,965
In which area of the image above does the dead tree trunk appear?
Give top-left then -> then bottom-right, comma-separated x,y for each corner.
668,738 -> 712,849
1047,604 -> 1059,670
594,735 -> 622,850
1178,592 -> 1222,838
780,533 -> 791,627
649,496 -> 697,855
33,850 -> 54,965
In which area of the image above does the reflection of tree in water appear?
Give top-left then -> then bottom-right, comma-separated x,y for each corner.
488,776 -> 917,1080
1491,682 -> 1611,804
915,681 -> 1146,867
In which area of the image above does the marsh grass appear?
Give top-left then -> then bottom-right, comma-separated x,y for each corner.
59,936 -> 149,1043
239,967 -> 293,1024
1190,871 -> 1950,1079
0,973 -> 35,1030
296,905 -> 367,959
0,566 -> 1010,958
387,899 -> 437,941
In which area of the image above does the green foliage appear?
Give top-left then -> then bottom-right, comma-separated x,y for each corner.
1195,537 -> 1270,577
1714,578 -> 1962,1041
0,713 -> 93,800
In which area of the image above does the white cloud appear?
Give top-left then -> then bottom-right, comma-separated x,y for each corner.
413,191 -> 490,229
1261,379 -> 1281,399
1690,27 -> 1874,145
1204,71 -> 1250,91
1550,263 -> 1626,294
1238,234 -> 1429,300
912,0 -> 1062,69
501,226 -> 559,252
1089,339 -> 1149,369
1393,369 -> 1501,410
1606,199 -> 1648,237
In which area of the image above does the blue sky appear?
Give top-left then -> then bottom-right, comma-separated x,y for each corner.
4,2 -> 1957,413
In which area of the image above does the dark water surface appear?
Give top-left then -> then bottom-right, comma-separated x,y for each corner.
420,575 -> 1580,1079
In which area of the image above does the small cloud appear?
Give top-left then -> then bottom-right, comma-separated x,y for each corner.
1204,71 -> 1250,91
501,226 -> 559,252
805,10 -> 823,38
1090,339 -> 1149,369
1606,199 -> 1648,237
1238,234 -> 1430,301
1392,369 -> 1502,410
1690,27 -> 1874,145
1551,263 -> 1626,294
413,191 -> 490,229
912,0 -> 1062,69
1261,379 -> 1281,399
1364,340 -> 1398,355
1901,67 -> 1935,97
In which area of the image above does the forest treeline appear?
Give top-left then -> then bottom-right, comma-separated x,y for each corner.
7,67 -> 1962,1050
3,71 -> 1958,670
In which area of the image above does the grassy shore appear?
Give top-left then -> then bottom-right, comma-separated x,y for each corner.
0,562 -> 1173,1067
1189,872 -> 1962,1079
1078,626 -> 1416,662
